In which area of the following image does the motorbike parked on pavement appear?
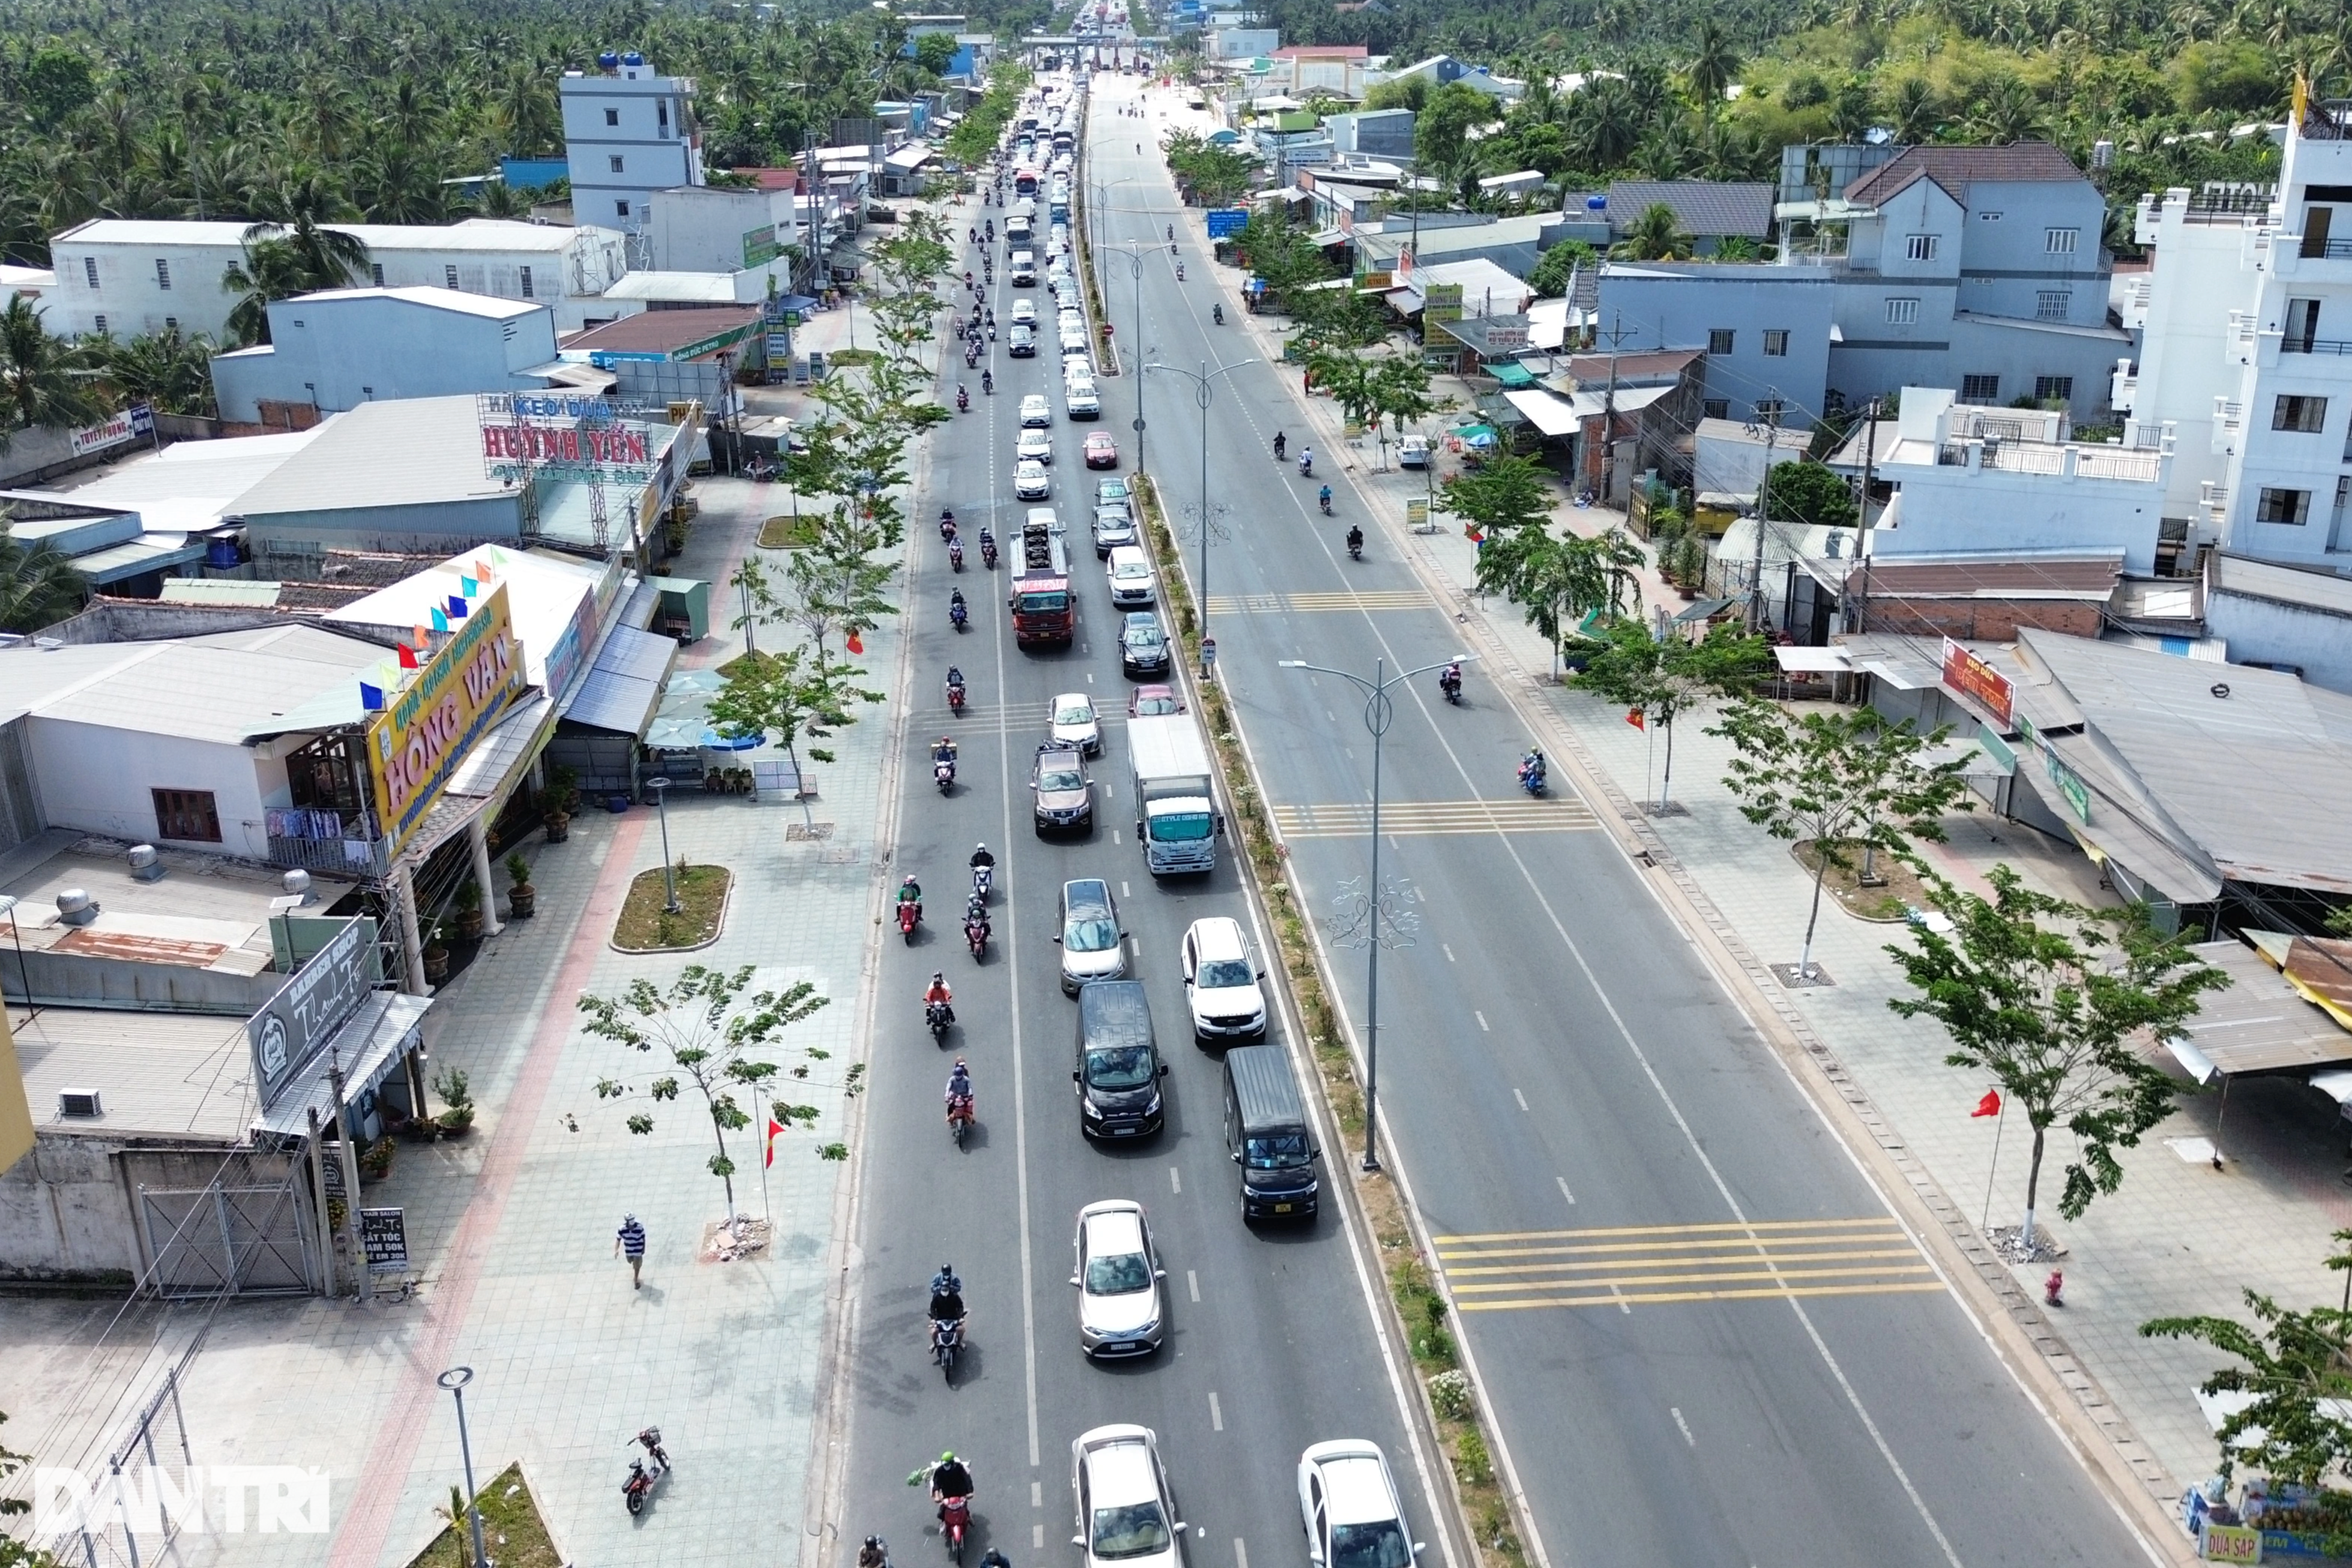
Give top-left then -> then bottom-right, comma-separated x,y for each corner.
621,1429 -> 671,1516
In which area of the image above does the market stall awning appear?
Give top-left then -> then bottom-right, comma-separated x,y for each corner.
1773,645 -> 1853,672
1488,361 -> 1539,389
2162,938 -> 2352,1082
560,624 -> 678,738
1671,596 -> 1737,624
1502,388 -> 1579,437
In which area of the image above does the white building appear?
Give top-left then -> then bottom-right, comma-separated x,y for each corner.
643,184 -> 799,284
49,218 -> 630,341
1869,387 -> 2174,574
209,288 -> 591,427
560,52 -> 707,232
2117,91 -> 2352,567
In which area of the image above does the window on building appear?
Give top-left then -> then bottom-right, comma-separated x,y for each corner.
2300,205 -> 2336,259
1884,297 -> 1920,325
1707,328 -> 1734,355
2256,486 -> 2312,525
519,265 -> 534,299
93,314 -> 106,334
1905,233 -> 1938,261
2036,290 -> 2071,320
604,106 -> 620,126
152,788 -> 222,843
164,316 -> 177,331
2287,298 -> 2324,351
1960,373 -> 2001,402
1763,330 -> 1788,357
371,263 -> 386,287
2045,226 -> 2079,254
154,258 -> 171,290
82,256 -> 98,289
445,264 -> 460,289
1704,399 -> 1730,420
609,154 -> 625,173
2335,476 -> 2351,534
2034,376 -> 2075,402
2274,394 -> 2330,432
659,100 -> 671,130
616,199 -> 630,218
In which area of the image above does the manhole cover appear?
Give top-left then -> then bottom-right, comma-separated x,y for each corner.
785,822 -> 836,841
1770,962 -> 1835,989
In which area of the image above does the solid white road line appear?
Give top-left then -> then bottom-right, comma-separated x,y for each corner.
1169,1166 -> 1181,1194
1234,1540 -> 1249,1568
1474,1011 -> 1489,1032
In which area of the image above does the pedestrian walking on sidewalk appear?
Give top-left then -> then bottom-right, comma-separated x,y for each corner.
616,1213 -> 647,1288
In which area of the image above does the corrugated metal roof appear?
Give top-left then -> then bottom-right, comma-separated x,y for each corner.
70,537 -> 210,585
1607,181 -> 1774,240
55,217 -> 608,254
227,396 -> 519,518
40,626 -> 389,746
560,625 -> 676,735
2165,939 -> 2352,1079
159,579 -> 285,606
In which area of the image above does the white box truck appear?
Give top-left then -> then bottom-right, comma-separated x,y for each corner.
1127,713 -> 1220,875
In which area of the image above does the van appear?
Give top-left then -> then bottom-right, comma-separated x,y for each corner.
1222,1045 -> 1319,1219
1011,250 -> 1038,286
1074,979 -> 1167,1139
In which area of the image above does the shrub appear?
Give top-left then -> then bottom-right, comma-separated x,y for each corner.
1427,1369 -> 1473,1421
1453,1426 -> 1493,1486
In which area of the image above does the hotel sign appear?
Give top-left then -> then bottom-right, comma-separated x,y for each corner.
367,585 -> 524,854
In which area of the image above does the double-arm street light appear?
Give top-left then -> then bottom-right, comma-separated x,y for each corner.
1279,653 -> 1476,1170
1145,358 -> 1257,661
1097,237 -> 1155,474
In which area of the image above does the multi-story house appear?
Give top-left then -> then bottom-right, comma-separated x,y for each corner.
1825,143 -> 2130,419
48,218 -> 630,341
1593,262 -> 1837,426
558,52 -> 707,232
2117,90 -> 2352,567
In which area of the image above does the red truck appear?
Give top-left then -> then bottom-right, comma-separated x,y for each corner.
1008,513 -> 1075,648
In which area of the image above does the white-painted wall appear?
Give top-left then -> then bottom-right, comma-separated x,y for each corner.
23,719 -> 283,860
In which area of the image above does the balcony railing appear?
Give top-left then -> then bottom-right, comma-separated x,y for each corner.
1936,440 -> 2163,482
267,830 -> 391,879
2284,337 -> 2352,355
2300,237 -> 2352,259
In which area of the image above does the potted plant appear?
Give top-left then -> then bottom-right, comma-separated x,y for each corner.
422,920 -> 451,986
453,879 -> 485,941
1668,534 -> 1710,600
505,851 -> 535,919
543,763 -> 579,843
358,1136 -> 395,1183
432,1067 -> 476,1136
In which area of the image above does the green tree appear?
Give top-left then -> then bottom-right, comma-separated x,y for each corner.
1574,620 -> 1773,809
708,640 -> 885,781
1686,21 -> 1743,119
243,174 -> 371,292
1368,353 -> 1442,468
582,965 -> 843,1223
1435,452 -> 1555,537
1476,525 -> 1644,671
1525,239 -> 1597,299
1614,201 -> 1695,259
1886,864 -> 2231,1246
1707,701 -> 1974,978
219,236 -> 311,347
2142,1231 -> 2352,1495
22,46 -> 97,131
913,32 -> 961,77
94,325 -> 218,417
0,298 -> 103,441
1759,459 -> 1860,528
1416,82 -> 1506,169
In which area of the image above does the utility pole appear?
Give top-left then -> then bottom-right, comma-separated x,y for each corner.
1597,311 -> 1632,504
1851,396 -> 1883,634
1746,391 -> 1780,635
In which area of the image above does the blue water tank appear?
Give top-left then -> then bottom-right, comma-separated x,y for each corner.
205,536 -> 239,568
622,51 -> 646,67
1585,194 -> 1607,212
597,51 -> 621,70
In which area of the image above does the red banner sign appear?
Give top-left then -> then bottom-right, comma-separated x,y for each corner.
1941,636 -> 2014,728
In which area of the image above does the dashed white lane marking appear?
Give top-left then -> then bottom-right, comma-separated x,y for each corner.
1209,1391 -> 1224,1431
1187,1269 -> 1201,1302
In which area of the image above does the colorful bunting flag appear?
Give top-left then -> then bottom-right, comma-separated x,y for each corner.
430,606 -> 450,633
765,1116 -> 785,1168
459,576 -> 479,598
1971,1089 -> 2003,1118
1626,708 -> 1645,729
413,625 -> 431,649
845,630 -> 865,655
359,681 -> 386,711
396,645 -> 419,669
446,595 -> 468,619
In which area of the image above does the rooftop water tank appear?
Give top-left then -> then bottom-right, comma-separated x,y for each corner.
623,51 -> 646,67
598,51 -> 621,71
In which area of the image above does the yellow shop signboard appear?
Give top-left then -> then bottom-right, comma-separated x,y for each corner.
367,585 -> 524,854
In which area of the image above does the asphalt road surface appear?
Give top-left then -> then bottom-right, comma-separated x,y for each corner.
836,62 -> 2160,1568
831,67 -> 1456,1568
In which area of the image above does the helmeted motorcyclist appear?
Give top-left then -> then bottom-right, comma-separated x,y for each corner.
860,1537 -> 890,1568
1273,431 -> 1287,460
950,587 -> 968,615
1319,484 -> 1333,510
969,843 -> 996,872
1298,447 -> 1313,476
925,971 -> 955,1024
982,369 -> 995,393
930,1452 -> 974,1509
931,1263 -> 962,1299
946,666 -> 966,693
935,734 -> 960,767
1346,522 -> 1364,553
899,874 -> 923,911
947,1058 -> 973,1106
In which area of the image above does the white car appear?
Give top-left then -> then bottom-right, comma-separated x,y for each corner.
1070,1200 -> 1166,1357
1021,394 -> 1053,429
1018,428 -> 1055,465
1064,355 -> 1097,384
1296,1442 -> 1422,1568
1016,459 -> 1052,500
1180,916 -> 1267,1040
1052,691 -> 1102,756
1105,545 -> 1155,608
1065,381 -> 1102,419
1011,299 -> 1039,325
1072,1426 -> 1184,1568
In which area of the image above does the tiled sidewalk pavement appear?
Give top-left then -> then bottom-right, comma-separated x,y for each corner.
0,491 -> 906,1568
1224,307 -> 2352,1507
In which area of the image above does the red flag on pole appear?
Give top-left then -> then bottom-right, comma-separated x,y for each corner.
1971,1089 -> 2002,1118
1626,708 -> 1645,729
765,1116 -> 785,1167
396,644 -> 420,669
845,630 -> 865,655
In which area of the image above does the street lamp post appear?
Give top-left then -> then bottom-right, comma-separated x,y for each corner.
1097,238 -> 1151,474
1279,654 -> 1474,1170
1145,358 -> 1255,661
648,777 -> 680,913
436,1368 -> 491,1568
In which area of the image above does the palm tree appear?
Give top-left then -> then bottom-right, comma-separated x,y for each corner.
0,523 -> 92,633
1967,76 -> 2044,142
0,297 -> 105,441
1884,77 -> 1942,144
1635,118 -> 1701,178
243,173 -> 370,292
1686,22 -> 1742,121
95,325 -> 219,417
220,236 -> 311,346
1615,202 -> 1695,259
1572,79 -> 1644,169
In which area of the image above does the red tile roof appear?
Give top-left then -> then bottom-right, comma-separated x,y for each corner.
1844,142 -> 2086,206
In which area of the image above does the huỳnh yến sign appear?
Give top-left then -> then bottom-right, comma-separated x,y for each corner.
367,584 -> 523,855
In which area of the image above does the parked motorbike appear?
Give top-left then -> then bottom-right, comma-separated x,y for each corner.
621,1428 -> 671,1516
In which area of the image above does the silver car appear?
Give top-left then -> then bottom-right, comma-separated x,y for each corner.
1296,1441 -> 1423,1568
1070,1200 -> 1166,1356
1057,878 -> 1128,992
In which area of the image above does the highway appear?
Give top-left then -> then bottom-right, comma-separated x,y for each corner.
837,55 -> 2158,1568
831,60 -> 1455,1568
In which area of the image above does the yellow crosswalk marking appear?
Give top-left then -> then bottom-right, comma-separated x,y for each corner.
1270,800 -> 1597,838
1433,1218 -> 1940,1314
1204,590 -> 1434,615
